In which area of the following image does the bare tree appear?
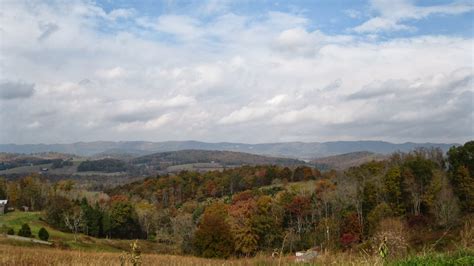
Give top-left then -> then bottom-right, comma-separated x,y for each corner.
64,206 -> 83,242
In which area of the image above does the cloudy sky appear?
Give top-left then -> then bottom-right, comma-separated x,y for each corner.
0,0 -> 473,144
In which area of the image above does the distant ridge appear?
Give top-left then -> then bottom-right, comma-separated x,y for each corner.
312,151 -> 388,170
0,140 -> 458,159
132,149 -> 305,166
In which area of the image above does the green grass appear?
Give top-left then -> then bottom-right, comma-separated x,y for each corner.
0,211 -> 152,253
390,250 -> 474,266
0,211 -> 77,241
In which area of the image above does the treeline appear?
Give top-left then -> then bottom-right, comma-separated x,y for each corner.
0,142 -> 472,259
131,150 -> 307,168
0,157 -> 57,171
51,159 -> 73,169
77,159 -> 128,172
0,157 -> 72,171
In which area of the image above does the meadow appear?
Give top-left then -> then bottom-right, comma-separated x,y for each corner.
1,243 -> 473,266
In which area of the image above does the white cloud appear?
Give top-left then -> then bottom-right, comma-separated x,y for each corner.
354,0 -> 474,33
136,15 -> 203,40
354,17 -> 415,33
96,67 -> 126,79
107,8 -> 136,21
344,9 -> 362,19
0,0 -> 472,144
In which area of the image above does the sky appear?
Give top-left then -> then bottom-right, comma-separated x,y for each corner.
0,0 -> 473,145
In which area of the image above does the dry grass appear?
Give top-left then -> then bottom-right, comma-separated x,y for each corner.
0,243 -> 391,266
1,242 -> 469,266
0,244 -> 287,266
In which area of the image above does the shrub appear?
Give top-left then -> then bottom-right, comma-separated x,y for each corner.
119,240 -> 142,266
460,217 -> 474,249
17,223 -> 32,238
38,227 -> 49,241
0,224 -> 10,234
7,228 -> 14,235
372,218 -> 408,258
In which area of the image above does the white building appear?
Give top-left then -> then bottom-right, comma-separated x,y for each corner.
0,200 -> 8,214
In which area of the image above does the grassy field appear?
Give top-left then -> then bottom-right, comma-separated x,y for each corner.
1,244 -> 472,265
391,250 -> 474,265
0,160 -> 125,176
0,211 -> 170,253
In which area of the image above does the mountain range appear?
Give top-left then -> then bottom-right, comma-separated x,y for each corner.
0,140 -> 457,159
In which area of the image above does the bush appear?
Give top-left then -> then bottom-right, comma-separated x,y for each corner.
0,224 -> 14,235
372,218 -> 408,258
38,227 -> 49,241
17,223 -> 32,238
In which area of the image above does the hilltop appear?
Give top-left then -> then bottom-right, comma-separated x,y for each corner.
0,140 -> 457,159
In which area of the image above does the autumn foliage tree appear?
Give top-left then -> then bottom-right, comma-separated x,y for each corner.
193,202 -> 234,258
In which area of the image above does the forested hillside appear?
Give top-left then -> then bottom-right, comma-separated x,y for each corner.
132,150 -> 306,168
0,142 -> 472,260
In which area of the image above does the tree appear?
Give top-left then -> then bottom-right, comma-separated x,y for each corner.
0,178 -> 6,199
402,156 -> 435,216
362,182 -> 378,223
44,195 -> 72,230
64,206 -> 84,242
450,165 -> 474,212
279,167 -> 292,183
6,182 -> 19,207
171,212 -> 195,253
233,222 -> 258,256
251,196 -> 282,249
229,196 -> 259,256
367,203 -> 393,236
285,195 -> 311,234
193,202 -> 234,258
293,166 -> 314,182
108,201 -> 141,239
433,175 -> 460,226
38,227 -> 49,241
340,212 -> 362,248
383,166 -> 404,215
80,199 -> 103,237
18,175 -> 45,211
136,200 -> 157,239
18,223 -> 32,237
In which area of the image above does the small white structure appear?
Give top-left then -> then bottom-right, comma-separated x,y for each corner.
295,249 -> 319,263
0,200 -> 8,215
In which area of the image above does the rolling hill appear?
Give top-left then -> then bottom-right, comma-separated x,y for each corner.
0,140 -> 457,159
132,149 -> 306,167
311,151 -> 388,170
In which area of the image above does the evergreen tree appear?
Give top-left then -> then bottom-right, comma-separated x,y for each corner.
38,227 -> 49,241
18,223 -> 32,237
